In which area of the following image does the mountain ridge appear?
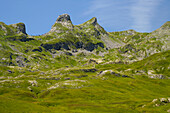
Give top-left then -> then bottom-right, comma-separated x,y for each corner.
0,14 -> 170,113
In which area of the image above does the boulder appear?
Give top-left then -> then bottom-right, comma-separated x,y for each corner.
167,109 -> 170,113
97,70 -> 114,76
160,98 -> 168,103
64,77 -> 71,80
28,80 -> 38,86
7,70 -> 13,73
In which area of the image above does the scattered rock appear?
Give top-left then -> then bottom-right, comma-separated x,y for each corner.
65,52 -> 72,56
88,59 -> 98,64
97,70 -> 128,78
64,77 -> 71,80
97,70 -> 113,76
160,98 -> 168,103
122,75 -> 129,78
81,68 -> 97,72
72,49 -> 78,53
151,97 -> 170,107
148,70 -> 155,75
39,72 -> 45,75
27,86 -> 33,92
15,56 -> 26,67
111,71 -> 116,74
168,98 -> 170,102
152,99 -> 158,103
167,109 -> 170,113
28,80 -> 38,86
39,77 -> 60,80
47,83 -> 51,85
114,73 -> 121,77
75,75 -> 88,78
155,104 -> 160,107
142,104 -> 146,108
7,70 -> 13,73
150,75 -> 165,79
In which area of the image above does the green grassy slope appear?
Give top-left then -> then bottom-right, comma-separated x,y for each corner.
0,50 -> 170,113
0,15 -> 170,112
0,76 -> 169,113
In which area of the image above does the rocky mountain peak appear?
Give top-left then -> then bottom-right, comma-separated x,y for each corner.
90,17 -> 97,25
56,14 -> 71,23
82,17 -> 98,26
50,14 -> 73,32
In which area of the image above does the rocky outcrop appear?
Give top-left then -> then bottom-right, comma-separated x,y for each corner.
42,14 -> 124,52
152,97 -> 170,107
78,17 -> 124,49
56,14 -> 71,23
41,41 -> 104,52
10,23 -> 27,35
41,42 -> 70,50
50,14 -> 74,33
84,42 -> 104,52
0,22 -> 27,36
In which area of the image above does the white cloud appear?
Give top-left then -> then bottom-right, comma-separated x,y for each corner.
83,0 -> 162,32
83,0 -> 132,31
84,0 -> 111,16
130,0 -> 162,32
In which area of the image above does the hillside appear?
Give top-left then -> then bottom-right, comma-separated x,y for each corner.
0,14 -> 170,113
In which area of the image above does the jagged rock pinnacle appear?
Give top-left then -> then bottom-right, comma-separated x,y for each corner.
82,17 -> 98,26
56,14 -> 71,23
50,14 -> 73,32
91,17 -> 97,25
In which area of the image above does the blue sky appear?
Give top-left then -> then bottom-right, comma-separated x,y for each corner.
0,0 -> 170,35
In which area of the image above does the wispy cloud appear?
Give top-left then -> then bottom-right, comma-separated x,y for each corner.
83,0 -> 132,31
83,0 -> 162,32
130,0 -> 162,32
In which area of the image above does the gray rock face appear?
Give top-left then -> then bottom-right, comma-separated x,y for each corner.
10,23 -> 27,35
84,17 -> 97,26
56,14 -> 71,23
0,24 -> 7,31
44,14 -> 124,51
91,17 -> 97,26
50,14 -> 74,32
151,97 -> 170,107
